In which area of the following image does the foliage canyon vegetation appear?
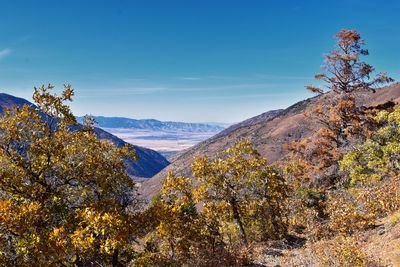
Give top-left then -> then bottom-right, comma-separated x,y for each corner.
1,30 -> 400,266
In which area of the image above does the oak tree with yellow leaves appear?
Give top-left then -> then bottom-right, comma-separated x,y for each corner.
192,140 -> 288,245
0,85 -> 140,266
135,173 -> 228,266
136,141 -> 288,266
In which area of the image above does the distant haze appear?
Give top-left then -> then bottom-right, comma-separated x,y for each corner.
77,116 -> 225,132
78,116 -> 226,156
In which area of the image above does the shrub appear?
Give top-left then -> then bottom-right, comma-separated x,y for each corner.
313,236 -> 379,267
341,106 -> 400,186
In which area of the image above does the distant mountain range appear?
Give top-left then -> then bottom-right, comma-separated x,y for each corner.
77,116 -> 225,133
141,83 -> 400,197
0,93 -> 170,180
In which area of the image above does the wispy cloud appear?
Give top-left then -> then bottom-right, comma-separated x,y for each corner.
252,73 -> 311,80
178,77 -> 202,81
0,49 -> 11,61
170,83 -> 279,92
194,92 -> 294,100
79,87 -> 167,98
16,35 -> 31,44
76,82 -> 287,98
177,74 -> 312,81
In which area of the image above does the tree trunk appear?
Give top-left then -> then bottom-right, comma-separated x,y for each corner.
112,249 -> 120,267
230,198 -> 248,245
73,255 -> 83,267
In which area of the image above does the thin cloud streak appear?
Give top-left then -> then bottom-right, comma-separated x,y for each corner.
177,77 -> 202,81
0,49 -> 11,60
71,82 -> 298,98
169,83 -> 280,92
193,92 -> 295,100
15,35 -> 32,44
78,87 -> 167,98
253,73 -> 311,80
177,74 -> 312,81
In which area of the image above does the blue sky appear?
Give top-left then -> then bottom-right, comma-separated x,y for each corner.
1,0 -> 400,123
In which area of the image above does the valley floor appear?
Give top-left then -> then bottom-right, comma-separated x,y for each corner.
103,127 -> 221,156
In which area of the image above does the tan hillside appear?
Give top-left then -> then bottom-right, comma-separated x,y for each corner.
141,83 -> 400,197
251,212 -> 400,266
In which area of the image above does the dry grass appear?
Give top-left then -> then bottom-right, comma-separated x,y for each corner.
252,210 -> 400,266
389,211 -> 400,226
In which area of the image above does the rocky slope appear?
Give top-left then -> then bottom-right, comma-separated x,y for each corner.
141,83 -> 400,197
0,93 -> 170,179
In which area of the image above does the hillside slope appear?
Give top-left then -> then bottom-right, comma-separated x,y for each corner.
0,93 -> 169,179
141,83 -> 400,197
252,213 -> 400,266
